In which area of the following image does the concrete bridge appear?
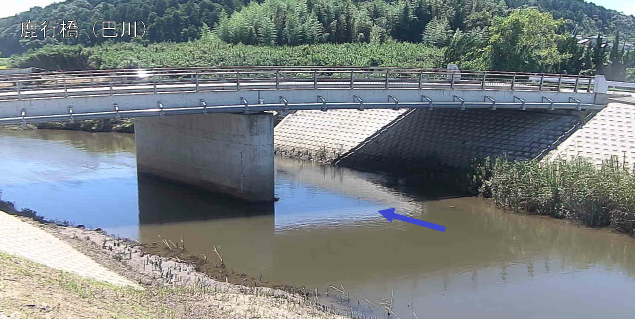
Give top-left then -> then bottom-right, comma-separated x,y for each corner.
0,67 -> 609,202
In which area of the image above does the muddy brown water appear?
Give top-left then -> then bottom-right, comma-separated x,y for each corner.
2,129 -> 635,318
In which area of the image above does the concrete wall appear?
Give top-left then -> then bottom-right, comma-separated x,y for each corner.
337,109 -> 581,170
134,112 -> 274,202
275,108 -> 582,171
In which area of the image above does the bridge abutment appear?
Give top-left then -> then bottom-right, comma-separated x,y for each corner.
134,113 -> 274,202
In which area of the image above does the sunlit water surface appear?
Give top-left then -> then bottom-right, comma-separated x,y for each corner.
2,129 -> 635,318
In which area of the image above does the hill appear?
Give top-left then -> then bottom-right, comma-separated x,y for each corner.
0,0 -> 633,57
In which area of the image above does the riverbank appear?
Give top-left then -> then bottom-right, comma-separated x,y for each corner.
476,156 -> 635,236
35,118 -> 135,133
0,207 -> 350,319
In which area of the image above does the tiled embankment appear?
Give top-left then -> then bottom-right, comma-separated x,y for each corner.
548,101 -> 635,165
274,109 -> 408,162
274,108 -> 582,171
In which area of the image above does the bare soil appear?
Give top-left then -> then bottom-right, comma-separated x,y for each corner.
0,214 -> 351,319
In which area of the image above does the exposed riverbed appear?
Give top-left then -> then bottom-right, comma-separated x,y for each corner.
2,129 -> 635,318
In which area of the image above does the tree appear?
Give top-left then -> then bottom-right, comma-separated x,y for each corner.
592,35 -> 607,75
444,28 -> 488,70
607,31 -> 624,80
557,36 -> 584,74
626,67 -> 635,82
421,17 -> 452,47
486,8 -> 568,72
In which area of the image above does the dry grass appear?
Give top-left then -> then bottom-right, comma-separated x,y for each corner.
0,250 -> 349,319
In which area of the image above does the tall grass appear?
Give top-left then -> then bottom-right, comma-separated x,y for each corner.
475,156 -> 635,235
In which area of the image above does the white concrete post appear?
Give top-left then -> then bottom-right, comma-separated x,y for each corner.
594,75 -> 608,93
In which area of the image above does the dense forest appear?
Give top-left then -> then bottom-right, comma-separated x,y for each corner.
1,0 -> 635,80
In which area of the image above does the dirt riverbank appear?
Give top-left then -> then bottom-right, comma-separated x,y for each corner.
0,206 -> 352,319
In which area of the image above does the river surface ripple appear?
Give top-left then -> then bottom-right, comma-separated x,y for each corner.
2,129 -> 635,318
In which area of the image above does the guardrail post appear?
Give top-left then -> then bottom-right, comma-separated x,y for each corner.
574,77 -> 579,93
587,77 -> 593,93
539,75 -> 544,91
109,75 -> 114,96
557,75 -> 562,92
64,77 -> 69,98
418,71 -> 423,89
450,73 -> 455,89
385,70 -> 390,89
511,74 -> 516,91
481,73 -> 486,90
313,71 -> 317,89
276,70 -> 280,90
153,78 -> 157,94
236,71 -> 240,91
195,72 -> 199,92
350,71 -> 354,89
16,81 -> 21,100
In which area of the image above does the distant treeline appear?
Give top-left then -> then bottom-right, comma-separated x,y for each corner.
2,0 -> 635,80
8,40 -> 444,70
1,0 -> 634,56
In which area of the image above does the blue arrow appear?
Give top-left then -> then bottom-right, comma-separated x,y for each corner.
378,208 -> 446,232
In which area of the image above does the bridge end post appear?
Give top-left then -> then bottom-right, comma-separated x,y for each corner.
593,75 -> 608,105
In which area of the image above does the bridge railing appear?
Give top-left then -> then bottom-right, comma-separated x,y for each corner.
0,67 -> 596,102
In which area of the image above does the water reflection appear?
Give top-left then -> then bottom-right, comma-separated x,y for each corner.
137,174 -> 274,225
3,129 -> 635,318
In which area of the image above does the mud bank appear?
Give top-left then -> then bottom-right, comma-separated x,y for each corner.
0,203 -> 355,318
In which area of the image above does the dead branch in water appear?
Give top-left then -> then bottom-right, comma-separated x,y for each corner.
212,245 -> 224,267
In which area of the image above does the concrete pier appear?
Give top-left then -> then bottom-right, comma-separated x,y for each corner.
134,113 -> 274,202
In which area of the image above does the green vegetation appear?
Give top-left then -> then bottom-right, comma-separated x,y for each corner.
627,67 -> 635,82
35,118 -> 135,133
475,157 -> 635,236
1,0 -> 633,57
0,58 -> 8,70
1,0 -> 633,80
10,40 -> 444,69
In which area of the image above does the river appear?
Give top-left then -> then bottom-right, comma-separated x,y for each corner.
2,129 -> 635,318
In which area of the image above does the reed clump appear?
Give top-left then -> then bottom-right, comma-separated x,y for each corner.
474,156 -> 635,235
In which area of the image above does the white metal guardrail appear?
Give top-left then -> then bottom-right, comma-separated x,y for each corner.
0,67 -> 598,102
0,67 -> 606,126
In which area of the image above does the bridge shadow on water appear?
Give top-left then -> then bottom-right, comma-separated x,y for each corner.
137,173 -> 274,225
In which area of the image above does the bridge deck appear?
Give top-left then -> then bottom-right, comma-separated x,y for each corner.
0,67 -> 605,125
